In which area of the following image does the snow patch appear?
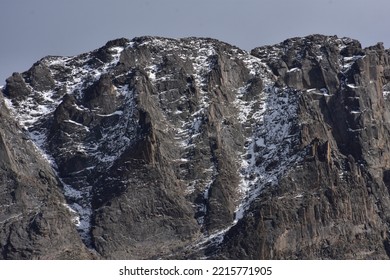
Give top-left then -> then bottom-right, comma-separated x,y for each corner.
146,64 -> 158,81
347,84 -> 359,89
96,110 -> 124,117
287,67 -> 300,73
64,119 -> 90,132
61,178 -> 93,246
234,86 -> 302,222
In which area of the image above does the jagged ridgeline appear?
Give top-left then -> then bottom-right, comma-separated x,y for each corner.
1,34 -> 390,259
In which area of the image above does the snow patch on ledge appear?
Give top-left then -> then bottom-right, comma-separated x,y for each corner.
347,83 -> 359,89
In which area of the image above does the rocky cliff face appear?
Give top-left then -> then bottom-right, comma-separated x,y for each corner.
1,34 -> 390,259
0,89 -> 93,259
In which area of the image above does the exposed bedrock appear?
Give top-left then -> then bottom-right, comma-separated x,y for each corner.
2,34 -> 390,259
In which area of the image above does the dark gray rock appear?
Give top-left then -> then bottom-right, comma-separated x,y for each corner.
27,62 -> 56,92
0,93 -> 94,259
3,73 -> 31,99
252,34 -> 341,92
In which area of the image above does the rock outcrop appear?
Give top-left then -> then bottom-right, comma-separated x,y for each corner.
0,89 -> 93,259
1,34 -> 390,259
219,35 -> 390,259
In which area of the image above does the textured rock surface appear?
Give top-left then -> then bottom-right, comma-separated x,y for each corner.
0,90 -> 93,259
1,34 -> 390,259
218,35 -> 390,259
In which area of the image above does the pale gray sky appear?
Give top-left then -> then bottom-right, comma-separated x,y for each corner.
1,0 -> 389,84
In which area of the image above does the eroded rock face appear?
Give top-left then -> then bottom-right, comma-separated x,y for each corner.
1,34 -> 390,259
0,91 -> 93,259
218,35 -> 390,259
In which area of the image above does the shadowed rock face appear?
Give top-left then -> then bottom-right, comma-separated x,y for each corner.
1,34 -> 390,259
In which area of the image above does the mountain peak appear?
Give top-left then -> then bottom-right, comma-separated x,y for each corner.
1,34 -> 390,259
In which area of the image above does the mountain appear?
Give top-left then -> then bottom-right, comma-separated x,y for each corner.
1,34 -> 390,259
